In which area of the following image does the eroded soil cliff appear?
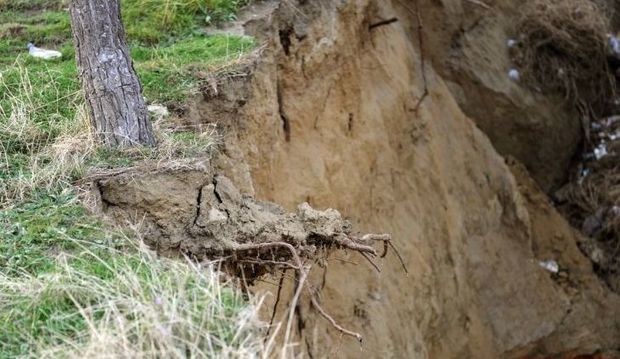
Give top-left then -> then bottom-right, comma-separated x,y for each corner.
95,0 -> 620,357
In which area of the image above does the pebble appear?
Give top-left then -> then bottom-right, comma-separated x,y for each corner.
508,68 -> 520,81
539,260 -> 559,274
594,144 -> 608,160
147,104 -> 169,118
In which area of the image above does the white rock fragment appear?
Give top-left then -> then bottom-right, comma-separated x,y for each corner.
591,122 -> 602,131
594,143 -> 608,160
147,104 -> 169,118
208,208 -> 228,223
508,68 -> 520,81
507,38 -> 517,48
607,116 -> 620,126
608,34 -> 620,56
611,206 -> 620,216
539,260 -> 559,274
590,247 -> 605,264
581,168 -> 591,178
27,42 -> 62,60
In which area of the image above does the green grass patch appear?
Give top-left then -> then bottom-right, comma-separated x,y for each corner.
134,35 -> 255,102
0,216 -> 261,358
0,0 -> 65,11
0,2 -> 255,202
1,0 -> 249,44
0,190 -> 120,277
122,0 -> 249,44
0,3 -> 263,356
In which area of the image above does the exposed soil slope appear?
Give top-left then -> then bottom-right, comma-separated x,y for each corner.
94,0 -> 620,358
220,0 -> 620,357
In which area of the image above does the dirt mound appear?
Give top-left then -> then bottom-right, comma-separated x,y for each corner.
92,168 -> 392,269
90,166 -> 405,342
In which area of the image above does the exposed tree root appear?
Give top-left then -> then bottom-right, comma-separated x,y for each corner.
265,271 -> 286,340
94,173 -> 408,346
227,232 -> 406,344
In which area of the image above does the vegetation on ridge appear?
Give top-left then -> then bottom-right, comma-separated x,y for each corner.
0,0 -> 262,357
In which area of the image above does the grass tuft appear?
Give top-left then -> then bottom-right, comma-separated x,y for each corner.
122,0 -> 249,44
0,233 -> 267,358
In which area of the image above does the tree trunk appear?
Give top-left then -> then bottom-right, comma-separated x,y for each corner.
69,0 -> 155,146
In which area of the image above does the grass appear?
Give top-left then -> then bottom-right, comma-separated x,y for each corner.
122,0 -> 250,44
133,35 -> 255,102
0,0 -> 266,357
0,228 -> 267,358
0,64 -> 221,203
0,189 -> 115,276
0,0 -> 256,203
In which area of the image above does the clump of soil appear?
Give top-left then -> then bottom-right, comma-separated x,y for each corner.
89,167 -> 404,341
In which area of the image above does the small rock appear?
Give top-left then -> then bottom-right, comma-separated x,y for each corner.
608,34 -> 620,56
580,168 -> 591,178
507,39 -> 517,48
368,291 -> 382,301
508,68 -> 520,81
582,209 -> 604,236
594,144 -> 608,160
539,260 -> 559,274
147,104 -> 169,118
590,246 -> 605,264
208,208 -> 228,223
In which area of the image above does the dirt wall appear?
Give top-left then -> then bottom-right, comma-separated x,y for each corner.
214,0 -> 620,357
413,0 -> 583,192
94,0 -> 620,357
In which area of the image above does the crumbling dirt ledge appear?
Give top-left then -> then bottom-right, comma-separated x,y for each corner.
88,165 -> 405,342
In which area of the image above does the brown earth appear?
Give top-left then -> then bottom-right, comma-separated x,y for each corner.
94,0 -> 620,358
414,0 -> 583,192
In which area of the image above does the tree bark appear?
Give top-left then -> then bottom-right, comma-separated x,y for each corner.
69,0 -> 155,146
